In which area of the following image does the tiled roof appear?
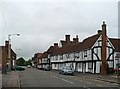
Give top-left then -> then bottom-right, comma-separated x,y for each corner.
109,38 -> 120,52
41,33 -> 120,58
60,40 -> 73,46
41,51 -> 48,58
80,33 -> 102,50
52,33 -> 102,55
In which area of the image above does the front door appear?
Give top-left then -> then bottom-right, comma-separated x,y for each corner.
82,63 -> 86,73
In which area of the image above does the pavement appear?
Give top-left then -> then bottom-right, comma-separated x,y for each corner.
51,69 -> 120,84
1,69 -> 120,88
2,71 -> 20,88
0,73 -> 2,89
74,72 -> 120,84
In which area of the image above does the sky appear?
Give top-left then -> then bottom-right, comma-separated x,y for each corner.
0,0 -> 119,60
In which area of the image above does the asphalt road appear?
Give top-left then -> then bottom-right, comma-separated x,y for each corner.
19,67 -> 119,88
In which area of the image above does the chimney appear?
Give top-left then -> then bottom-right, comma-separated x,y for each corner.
73,38 -> 77,43
5,41 -> 9,47
101,21 -> 107,75
76,35 -> 79,42
54,43 -> 58,47
5,41 -> 10,54
97,30 -> 102,34
65,35 -> 70,43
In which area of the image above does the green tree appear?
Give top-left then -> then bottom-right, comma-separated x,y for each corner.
25,59 -> 32,66
16,57 -> 25,66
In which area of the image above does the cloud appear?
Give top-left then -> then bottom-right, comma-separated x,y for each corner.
1,1 -> 118,59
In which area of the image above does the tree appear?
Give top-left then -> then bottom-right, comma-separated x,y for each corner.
24,59 -> 32,66
16,57 -> 25,66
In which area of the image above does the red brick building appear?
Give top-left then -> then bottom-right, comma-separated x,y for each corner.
0,41 -> 16,72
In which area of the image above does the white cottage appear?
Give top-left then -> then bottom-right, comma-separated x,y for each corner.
41,21 -> 120,74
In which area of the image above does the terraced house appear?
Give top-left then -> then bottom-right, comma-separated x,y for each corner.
0,41 -> 16,72
38,21 -> 120,74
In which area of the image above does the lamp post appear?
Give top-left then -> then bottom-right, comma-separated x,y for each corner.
8,34 -> 20,71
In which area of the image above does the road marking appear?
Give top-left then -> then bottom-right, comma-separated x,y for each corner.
87,88 -> 91,89
83,86 -> 87,88
86,82 -> 92,85
97,84 -> 103,87
93,79 -> 103,83
53,76 -> 58,79
79,80 -> 82,82
112,83 -> 119,86
74,78 -> 77,80
61,79 -> 74,84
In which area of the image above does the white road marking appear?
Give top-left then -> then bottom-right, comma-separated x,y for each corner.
74,78 -> 77,80
97,84 -> 103,87
53,76 -> 58,79
93,79 -> 103,83
61,79 -> 74,84
83,86 -> 87,88
86,82 -> 92,85
79,80 -> 82,82
112,83 -> 119,86
87,88 -> 91,89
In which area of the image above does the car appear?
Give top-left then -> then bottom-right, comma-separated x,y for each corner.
113,67 -> 120,73
11,65 -> 25,71
43,65 -> 50,71
58,66 -> 74,75
27,65 -> 31,68
37,65 -> 43,70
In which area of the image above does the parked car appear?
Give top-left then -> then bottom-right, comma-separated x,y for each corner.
11,65 -> 25,71
58,66 -> 74,75
27,65 -> 31,68
43,65 -> 50,71
113,67 -> 120,73
37,65 -> 43,70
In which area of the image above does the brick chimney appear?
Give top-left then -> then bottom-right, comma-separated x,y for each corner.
97,30 -> 102,34
76,35 -> 79,42
73,38 -> 77,43
54,43 -> 58,47
65,35 -> 70,43
101,21 -> 108,75
5,41 -> 9,52
73,35 -> 79,43
5,41 -> 9,47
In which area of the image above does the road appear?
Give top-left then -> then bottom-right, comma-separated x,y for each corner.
20,67 -> 119,88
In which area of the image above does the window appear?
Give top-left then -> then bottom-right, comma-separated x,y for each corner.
54,64 -> 57,67
79,63 -> 82,68
60,55 -> 63,60
88,62 -> 92,69
98,40 -> 102,46
75,52 -> 79,58
81,52 -> 83,59
84,50 -> 87,57
66,54 -> 69,58
96,48 -> 98,55
56,56 -> 58,60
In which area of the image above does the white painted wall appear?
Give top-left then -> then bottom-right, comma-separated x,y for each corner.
96,61 -> 102,73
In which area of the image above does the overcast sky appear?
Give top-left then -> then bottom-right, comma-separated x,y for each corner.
0,0 -> 119,60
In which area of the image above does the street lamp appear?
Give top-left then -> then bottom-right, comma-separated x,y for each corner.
8,33 -> 20,71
